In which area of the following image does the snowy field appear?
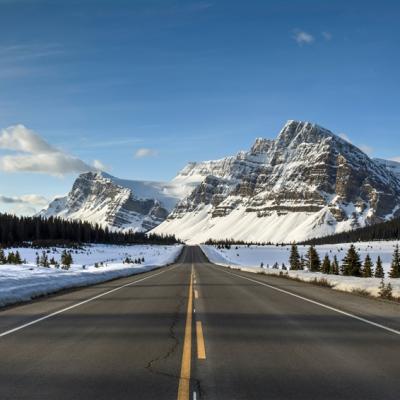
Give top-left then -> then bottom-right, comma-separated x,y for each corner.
201,242 -> 400,298
0,244 -> 183,307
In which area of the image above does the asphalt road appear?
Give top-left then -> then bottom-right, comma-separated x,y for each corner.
1,246 -> 400,399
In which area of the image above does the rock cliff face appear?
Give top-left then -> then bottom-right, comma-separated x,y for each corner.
153,121 -> 400,243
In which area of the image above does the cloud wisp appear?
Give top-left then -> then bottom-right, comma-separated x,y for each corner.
359,144 -> 374,156
293,30 -> 315,45
322,31 -> 333,41
0,193 -> 50,216
338,132 -> 352,142
134,148 -> 159,159
0,124 -> 105,176
0,194 -> 48,206
338,133 -> 374,156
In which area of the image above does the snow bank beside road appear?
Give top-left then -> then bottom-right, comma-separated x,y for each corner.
201,243 -> 400,298
0,244 -> 183,308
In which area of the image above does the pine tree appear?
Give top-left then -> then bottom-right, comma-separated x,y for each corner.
61,250 -> 73,268
306,246 -> 321,272
289,243 -> 301,270
362,254 -> 373,277
14,250 -> 22,264
40,251 -> 49,267
331,255 -> 340,275
299,256 -> 306,270
374,256 -> 384,278
7,252 -> 15,264
0,248 -> 6,264
342,245 -> 362,276
379,279 -> 393,300
389,244 -> 400,278
321,255 -> 331,274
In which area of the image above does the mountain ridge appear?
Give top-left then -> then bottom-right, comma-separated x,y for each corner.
40,120 -> 400,242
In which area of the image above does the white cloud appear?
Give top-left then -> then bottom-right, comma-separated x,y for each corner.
293,30 -> 315,45
0,124 -> 104,176
0,124 -> 55,153
134,148 -> 158,159
0,153 -> 92,175
0,194 -> 48,206
322,31 -> 332,41
0,194 -> 49,216
93,159 -> 108,171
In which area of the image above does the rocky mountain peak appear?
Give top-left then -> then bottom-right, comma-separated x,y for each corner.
154,121 -> 400,244
250,138 -> 273,154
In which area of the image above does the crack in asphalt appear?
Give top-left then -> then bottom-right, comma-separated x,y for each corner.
144,292 -> 186,380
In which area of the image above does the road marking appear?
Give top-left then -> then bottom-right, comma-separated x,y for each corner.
194,290 -> 199,299
193,392 -> 197,400
177,265 -> 194,400
0,265 -> 179,338
196,321 -> 206,360
216,266 -> 400,337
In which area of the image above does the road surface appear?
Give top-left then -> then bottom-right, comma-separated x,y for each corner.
0,246 -> 399,399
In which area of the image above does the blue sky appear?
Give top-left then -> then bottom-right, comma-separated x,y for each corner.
0,0 -> 399,214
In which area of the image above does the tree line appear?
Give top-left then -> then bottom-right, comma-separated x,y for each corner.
0,213 -> 179,247
289,243 -> 400,279
205,238 -> 273,246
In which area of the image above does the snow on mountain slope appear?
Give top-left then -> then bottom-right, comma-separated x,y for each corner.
39,171 -> 202,232
153,120 -> 400,243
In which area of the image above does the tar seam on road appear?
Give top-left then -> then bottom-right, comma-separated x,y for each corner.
0,265 -> 179,338
177,264 -> 194,400
196,321 -> 206,360
215,265 -> 400,337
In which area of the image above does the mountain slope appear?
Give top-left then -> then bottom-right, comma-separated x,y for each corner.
39,171 -> 201,232
153,120 -> 400,243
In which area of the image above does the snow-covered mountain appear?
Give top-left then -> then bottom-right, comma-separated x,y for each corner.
40,120 -> 400,242
153,120 -> 400,243
39,171 -> 202,232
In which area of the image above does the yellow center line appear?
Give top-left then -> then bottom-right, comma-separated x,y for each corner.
196,321 -> 206,360
177,264 -> 194,400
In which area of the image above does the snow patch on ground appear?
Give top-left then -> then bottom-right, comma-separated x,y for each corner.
0,244 -> 183,307
201,242 -> 400,298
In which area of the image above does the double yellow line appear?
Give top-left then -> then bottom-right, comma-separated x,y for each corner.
177,265 -> 206,400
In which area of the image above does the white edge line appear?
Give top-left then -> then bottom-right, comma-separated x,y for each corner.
0,265 -> 179,338
215,265 -> 400,337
